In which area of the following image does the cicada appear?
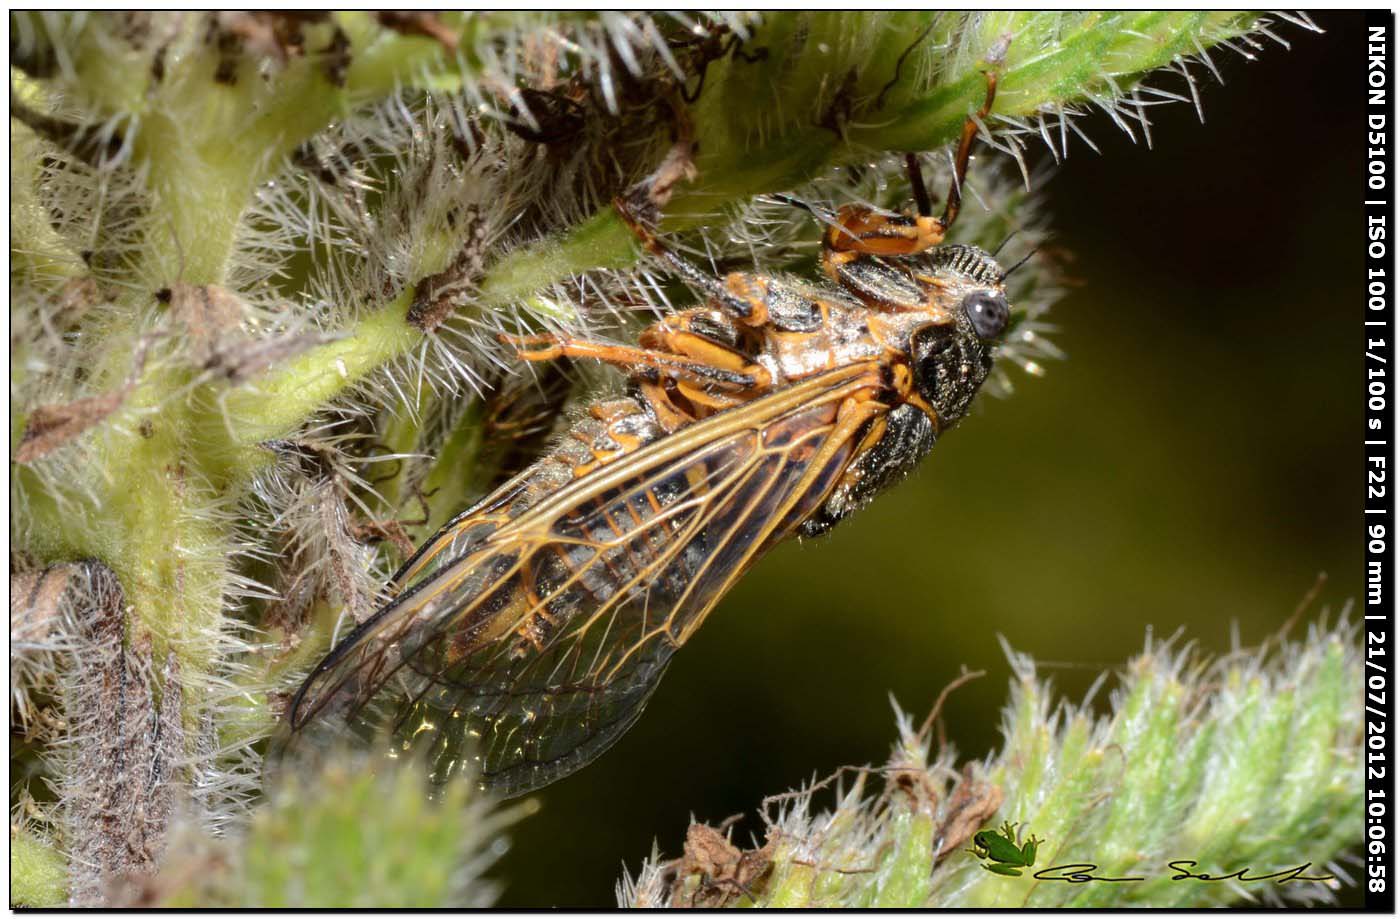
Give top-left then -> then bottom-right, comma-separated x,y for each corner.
280,76 -> 1016,797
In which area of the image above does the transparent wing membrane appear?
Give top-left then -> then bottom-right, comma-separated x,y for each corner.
282,364 -> 885,796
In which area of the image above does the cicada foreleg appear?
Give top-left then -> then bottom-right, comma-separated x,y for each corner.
821,67 -> 1000,276
936,67 -> 1000,234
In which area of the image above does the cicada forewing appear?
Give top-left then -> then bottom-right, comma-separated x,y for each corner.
282,362 -> 888,797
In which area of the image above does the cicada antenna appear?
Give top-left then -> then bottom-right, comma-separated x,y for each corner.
998,244 -> 1040,282
990,228 -> 1019,258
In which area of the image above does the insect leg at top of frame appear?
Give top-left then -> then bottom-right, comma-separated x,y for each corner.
928,61 -> 1001,235
821,63 -> 1002,270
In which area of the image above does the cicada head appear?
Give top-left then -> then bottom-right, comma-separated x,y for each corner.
906,244 -> 1012,427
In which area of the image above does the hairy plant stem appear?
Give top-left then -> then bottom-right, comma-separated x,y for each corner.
224,11 -> 1266,449
12,8 -> 487,658
9,11 -> 1307,904
37,6 -> 1263,704
623,625 -> 1360,908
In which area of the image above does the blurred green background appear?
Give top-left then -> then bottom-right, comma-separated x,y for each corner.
496,13 -> 1365,906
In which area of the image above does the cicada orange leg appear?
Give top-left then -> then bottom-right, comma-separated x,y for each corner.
501,332 -> 768,393
820,68 -> 1000,281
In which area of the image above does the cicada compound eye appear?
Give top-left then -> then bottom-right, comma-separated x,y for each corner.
962,290 -> 1010,340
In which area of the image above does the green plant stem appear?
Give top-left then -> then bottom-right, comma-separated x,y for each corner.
10,830 -> 69,907
10,10 -> 485,709
221,11 -> 1267,446
208,293 -> 420,464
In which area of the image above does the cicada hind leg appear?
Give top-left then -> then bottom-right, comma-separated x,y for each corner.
503,331 -> 768,397
501,319 -> 773,436
504,201 -> 788,432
